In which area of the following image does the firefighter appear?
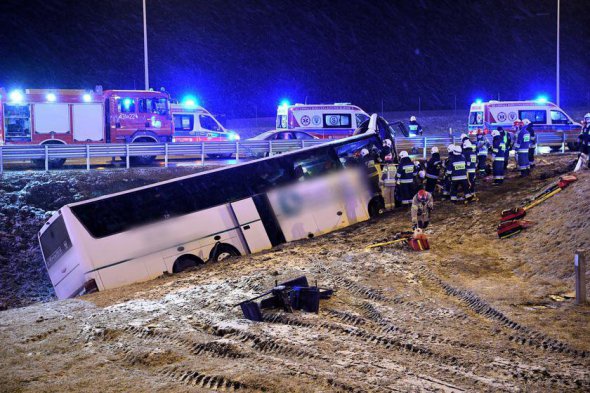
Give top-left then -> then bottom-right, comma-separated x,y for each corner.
446,145 -> 470,202
491,129 -> 506,185
381,139 -> 394,163
528,125 -> 537,169
502,126 -> 513,170
476,131 -> 490,176
409,116 -> 423,136
441,144 -> 454,198
514,119 -> 531,176
395,150 -> 416,205
460,133 -> 470,146
361,148 -> 381,192
425,146 -> 441,193
411,189 -> 434,230
463,140 -> 477,199
575,113 -> 590,171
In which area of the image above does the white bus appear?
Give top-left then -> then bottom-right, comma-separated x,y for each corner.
39,119 -> 400,299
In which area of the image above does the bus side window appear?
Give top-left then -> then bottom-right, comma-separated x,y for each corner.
290,148 -> 339,180
199,115 -> 221,131
550,110 -> 570,125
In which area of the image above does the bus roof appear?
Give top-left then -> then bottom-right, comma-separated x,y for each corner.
66,131 -> 379,208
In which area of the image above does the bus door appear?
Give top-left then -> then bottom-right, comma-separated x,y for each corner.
230,198 -> 273,253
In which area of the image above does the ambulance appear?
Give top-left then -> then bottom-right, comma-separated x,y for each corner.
275,103 -> 370,139
468,99 -> 581,136
170,103 -> 239,143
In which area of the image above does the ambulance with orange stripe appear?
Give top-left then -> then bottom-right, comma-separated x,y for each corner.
275,102 -> 370,139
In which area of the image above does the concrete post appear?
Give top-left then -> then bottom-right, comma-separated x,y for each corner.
423,137 -> 427,159
575,250 -> 587,305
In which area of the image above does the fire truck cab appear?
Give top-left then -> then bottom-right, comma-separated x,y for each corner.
170,103 -> 239,143
468,100 -> 581,136
276,103 -> 370,139
0,87 -> 173,166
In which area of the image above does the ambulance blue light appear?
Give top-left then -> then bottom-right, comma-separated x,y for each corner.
535,96 -> 548,104
9,90 -> 24,103
228,132 -> 240,141
280,99 -> 290,107
83,93 -> 92,102
46,93 -> 57,102
474,99 -> 483,104
182,96 -> 198,108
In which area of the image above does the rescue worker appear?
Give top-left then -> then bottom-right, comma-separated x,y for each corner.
395,151 -> 416,205
502,126 -> 513,170
446,145 -> 470,202
514,119 -> 531,176
575,113 -> 590,171
425,146 -> 441,193
381,139 -> 394,163
528,125 -> 537,169
411,189 -> 434,230
491,129 -> 506,185
460,133 -> 470,146
441,144 -> 454,198
476,131 -> 490,176
409,116 -> 423,136
463,140 -> 477,199
361,148 -> 381,192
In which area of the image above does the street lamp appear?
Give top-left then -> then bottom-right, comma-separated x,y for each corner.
143,0 -> 149,90
556,0 -> 560,106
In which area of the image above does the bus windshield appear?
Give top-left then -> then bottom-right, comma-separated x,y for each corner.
39,215 -> 72,268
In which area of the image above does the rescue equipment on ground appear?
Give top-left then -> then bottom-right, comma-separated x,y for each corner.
500,174 -> 577,222
365,229 -> 429,251
497,220 -> 535,239
235,276 -> 333,322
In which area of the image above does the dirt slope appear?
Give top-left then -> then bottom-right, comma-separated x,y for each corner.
0,154 -> 589,392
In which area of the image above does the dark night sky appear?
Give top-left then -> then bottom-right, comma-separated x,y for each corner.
0,0 -> 589,117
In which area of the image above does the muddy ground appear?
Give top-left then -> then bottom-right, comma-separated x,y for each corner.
1,154 -> 589,392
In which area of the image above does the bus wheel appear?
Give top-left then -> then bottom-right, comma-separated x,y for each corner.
368,197 -> 385,218
210,244 -> 240,262
173,255 -> 204,273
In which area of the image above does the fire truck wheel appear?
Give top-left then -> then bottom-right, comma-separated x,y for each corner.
210,244 -> 240,262
207,153 -> 233,159
172,255 -> 204,273
130,137 -> 158,165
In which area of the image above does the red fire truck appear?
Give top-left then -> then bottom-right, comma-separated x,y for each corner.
0,87 -> 173,166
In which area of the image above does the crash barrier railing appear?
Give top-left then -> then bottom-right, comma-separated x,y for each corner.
0,131 -> 579,173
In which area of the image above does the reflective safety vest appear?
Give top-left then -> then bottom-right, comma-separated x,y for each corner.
492,136 -> 506,161
476,138 -> 489,156
381,163 -> 397,186
446,153 -> 468,180
514,129 -> 531,154
464,148 -> 477,173
396,157 -> 417,184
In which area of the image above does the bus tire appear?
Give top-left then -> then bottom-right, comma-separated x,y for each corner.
368,197 -> 385,218
172,254 -> 204,273
210,243 -> 240,262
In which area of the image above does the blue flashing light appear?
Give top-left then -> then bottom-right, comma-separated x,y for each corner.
46,93 -> 57,102
82,93 -> 92,102
474,99 -> 483,104
182,96 -> 198,108
280,99 -> 290,107
9,90 -> 24,103
228,132 -> 240,141
535,95 -> 548,104
123,98 -> 132,108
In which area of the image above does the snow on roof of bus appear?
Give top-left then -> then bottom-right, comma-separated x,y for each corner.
65,131 -> 379,208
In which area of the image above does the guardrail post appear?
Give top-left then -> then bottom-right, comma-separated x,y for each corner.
45,144 -> 49,171
0,145 -> 3,175
235,141 -> 239,161
422,137 -> 427,159
449,127 -> 453,136
269,140 -> 273,157
561,132 -> 566,153
201,142 -> 205,166
302,140 -> 306,149
86,145 -> 90,170
125,144 -> 130,169
164,143 -> 169,167
575,250 -> 587,305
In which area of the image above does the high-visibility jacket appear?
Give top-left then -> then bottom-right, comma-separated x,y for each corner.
492,135 -> 506,161
446,152 -> 467,180
396,157 -> 417,184
463,147 -> 477,174
514,127 -> 531,154
476,137 -> 490,156
425,152 -> 441,179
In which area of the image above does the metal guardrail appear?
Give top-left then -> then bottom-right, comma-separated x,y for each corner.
0,131 -> 578,173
